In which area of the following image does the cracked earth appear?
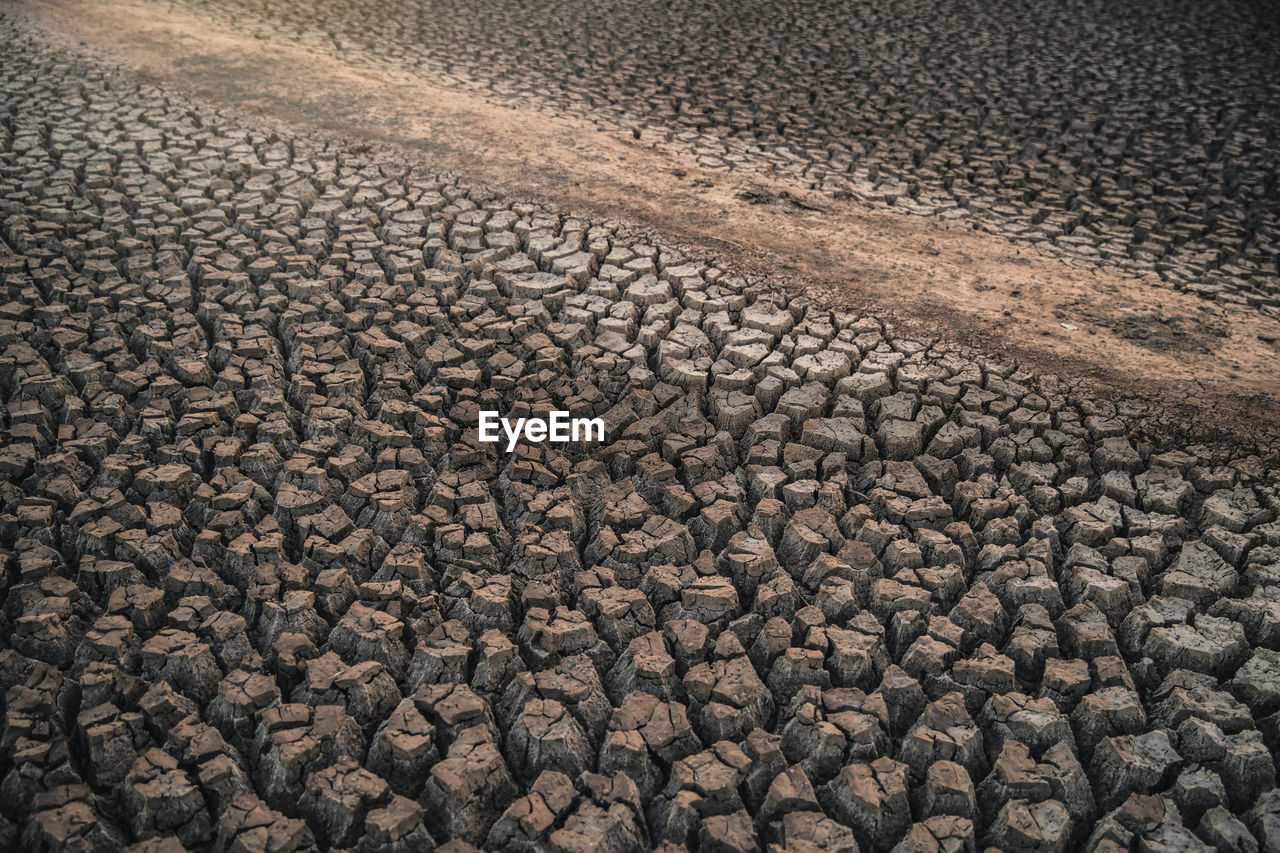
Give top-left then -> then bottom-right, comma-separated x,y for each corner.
1,0 -> 1279,851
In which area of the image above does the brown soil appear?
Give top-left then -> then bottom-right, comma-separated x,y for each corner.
12,0 -> 1280,446
1095,308 -> 1231,356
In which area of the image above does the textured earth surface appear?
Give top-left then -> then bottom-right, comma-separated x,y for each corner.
168,0 -> 1280,313
3,5 -> 1280,853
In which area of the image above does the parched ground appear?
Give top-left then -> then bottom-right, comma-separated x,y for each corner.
2,1 -> 1280,852
150,0 -> 1280,309
11,0 -> 1280,415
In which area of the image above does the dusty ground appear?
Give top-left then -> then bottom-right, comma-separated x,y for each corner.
7,4 -> 1280,850
15,0 -> 1280,443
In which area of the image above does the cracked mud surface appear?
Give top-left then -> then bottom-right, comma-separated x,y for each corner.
11,0 -> 1280,414
136,0 -> 1280,312
2,3 -> 1280,853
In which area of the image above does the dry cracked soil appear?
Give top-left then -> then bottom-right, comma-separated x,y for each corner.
2,1 -> 1280,852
